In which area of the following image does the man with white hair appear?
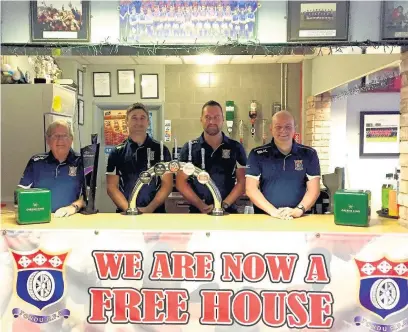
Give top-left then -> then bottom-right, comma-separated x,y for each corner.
18,120 -> 85,217
246,110 -> 321,219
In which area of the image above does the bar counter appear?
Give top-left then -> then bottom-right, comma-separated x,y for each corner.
1,207 -> 407,233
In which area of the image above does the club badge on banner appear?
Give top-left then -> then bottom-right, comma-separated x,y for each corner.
1,230 -> 407,331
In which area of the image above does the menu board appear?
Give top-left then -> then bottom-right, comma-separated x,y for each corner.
103,110 -> 128,146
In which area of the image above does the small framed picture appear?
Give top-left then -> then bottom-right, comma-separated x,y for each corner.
117,69 -> 135,95
77,69 -> 83,96
93,72 -> 111,97
30,1 -> 90,42
140,74 -> 159,99
287,1 -> 349,41
78,99 -> 84,125
381,1 -> 408,40
359,111 -> 400,157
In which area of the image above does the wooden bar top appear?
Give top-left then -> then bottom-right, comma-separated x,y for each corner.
1,206 -> 407,233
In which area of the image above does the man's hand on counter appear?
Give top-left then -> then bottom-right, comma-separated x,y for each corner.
199,204 -> 214,214
138,206 -> 153,213
278,207 -> 304,219
54,205 -> 77,218
268,208 -> 293,220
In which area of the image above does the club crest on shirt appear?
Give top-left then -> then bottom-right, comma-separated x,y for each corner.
222,149 -> 231,159
294,160 -> 303,171
68,166 -> 77,176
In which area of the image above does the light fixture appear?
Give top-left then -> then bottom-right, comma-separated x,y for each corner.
197,73 -> 210,87
196,53 -> 217,65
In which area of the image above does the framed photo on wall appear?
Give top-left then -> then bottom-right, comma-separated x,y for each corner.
93,72 -> 111,97
117,69 -> 135,95
359,111 -> 400,157
78,99 -> 84,125
381,1 -> 408,40
77,69 -> 84,96
287,1 -> 349,41
30,1 -> 90,42
140,74 -> 159,99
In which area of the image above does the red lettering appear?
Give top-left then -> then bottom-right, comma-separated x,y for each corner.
287,291 -> 308,328
150,252 -> 214,281
92,251 -> 143,280
304,255 -> 330,284
200,290 -> 234,325
141,289 -> 165,323
221,253 -> 244,282
87,288 -> 113,323
261,291 -> 287,327
264,254 -> 299,282
242,254 -> 266,282
166,289 -> 190,323
111,289 -> 142,323
232,290 -> 262,326
150,252 -> 172,279
308,292 -> 334,328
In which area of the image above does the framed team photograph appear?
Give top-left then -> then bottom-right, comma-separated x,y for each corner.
359,111 -> 400,157
287,1 -> 349,41
381,1 -> 408,40
30,0 -> 90,42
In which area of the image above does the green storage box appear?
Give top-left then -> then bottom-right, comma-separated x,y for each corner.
334,190 -> 371,227
16,188 -> 51,225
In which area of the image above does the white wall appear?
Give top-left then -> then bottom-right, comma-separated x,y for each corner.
330,89 -> 400,213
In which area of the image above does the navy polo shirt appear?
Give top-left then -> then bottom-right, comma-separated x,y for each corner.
106,135 -> 171,212
246,139 -> 321,214
179,132 -> 247,208
19,150 -> 84,213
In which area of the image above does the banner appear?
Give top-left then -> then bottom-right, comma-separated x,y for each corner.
1,231 -> 407,331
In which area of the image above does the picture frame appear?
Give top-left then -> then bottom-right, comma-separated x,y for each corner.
77,69 -> 83,96
117,69 -> 136,95
93,72 -> 111,97
30,1 -> 90,42
362,67 -> 401,93
140,74 -> 159,99
359,111 -> 400,157
287,1 -> 349,41
381,1 -> 408,40
78,99 -> 84,125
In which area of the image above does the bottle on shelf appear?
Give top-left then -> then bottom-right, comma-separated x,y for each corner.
381,173 -> 393,215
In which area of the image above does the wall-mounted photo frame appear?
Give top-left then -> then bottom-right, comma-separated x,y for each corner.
359,111 -> 400,157
93,72 -> 111,97
117,69 -> 135,95
140,74 -> 159,99
381,1 -> 408,40
30,1 -> 90,42
78,99 -> 84,125
77,69 -> 84,96
287,1 -> 349,41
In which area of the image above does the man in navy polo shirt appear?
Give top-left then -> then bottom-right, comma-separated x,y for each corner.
106,103 -> 172,213
176,100 -> 247,214
246,110 -> 321,219
18,120 -> 85,217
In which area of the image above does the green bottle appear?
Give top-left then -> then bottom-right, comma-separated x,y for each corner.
381,173 -> 393,214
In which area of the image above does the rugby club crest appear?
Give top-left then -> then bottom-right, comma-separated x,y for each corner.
294,160 -> 303,171
11,249 -> 70,323
355,258 -> 408,320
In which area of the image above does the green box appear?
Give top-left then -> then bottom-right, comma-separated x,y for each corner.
16,188 -> 51,225
334,190 -> 371,227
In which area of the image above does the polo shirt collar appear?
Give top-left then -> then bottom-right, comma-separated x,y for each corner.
47,149 -> 76,164
127,134 -> 152,148
270,138 -> 299,157
198,132 -> 230,146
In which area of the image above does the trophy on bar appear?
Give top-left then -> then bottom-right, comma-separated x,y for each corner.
125,139 -> 226,216
80,134 -> 100,215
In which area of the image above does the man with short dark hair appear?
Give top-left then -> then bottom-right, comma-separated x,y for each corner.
246,110 -> 321,219
106,103 -> 172,213
176,100 -> 247,214
18,120 -> 85,217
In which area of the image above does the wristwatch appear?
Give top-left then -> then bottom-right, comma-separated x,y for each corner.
222,202 -> 230,210
71,203 -> 80,213
296,204 -> 306,214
